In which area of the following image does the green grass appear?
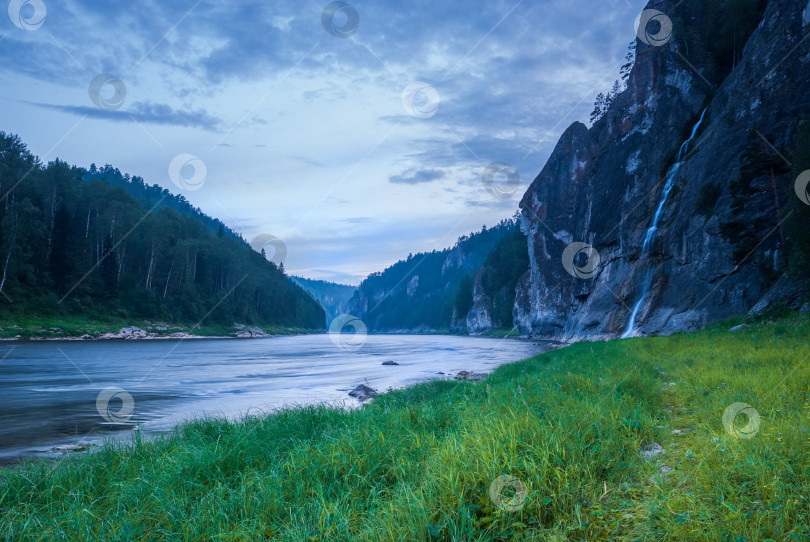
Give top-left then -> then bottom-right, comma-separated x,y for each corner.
1,315 -> 808,540
0,315 -> 319,340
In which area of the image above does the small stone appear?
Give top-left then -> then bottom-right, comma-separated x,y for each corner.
641,442 -> 666,460
672,429 -> 683,435
381,360 -> 399,366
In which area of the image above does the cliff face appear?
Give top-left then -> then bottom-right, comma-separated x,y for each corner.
516,0 -> 810,341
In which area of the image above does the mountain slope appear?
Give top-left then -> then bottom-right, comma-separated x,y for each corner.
290,277 -> 357,325
347,219 -> 522,332
0,133 -> 325,330
515,0 -> 810,341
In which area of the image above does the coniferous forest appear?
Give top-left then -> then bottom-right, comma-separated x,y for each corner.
0,132 -> 324,329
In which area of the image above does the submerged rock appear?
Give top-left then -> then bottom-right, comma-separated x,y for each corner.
52,443 -> 96,453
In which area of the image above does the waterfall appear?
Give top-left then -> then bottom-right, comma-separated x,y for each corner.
621,107 -> 708,339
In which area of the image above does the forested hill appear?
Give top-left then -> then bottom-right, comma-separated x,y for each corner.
346,219 -> 528,332
83,164 -> 244,245
0,132 -> 324,329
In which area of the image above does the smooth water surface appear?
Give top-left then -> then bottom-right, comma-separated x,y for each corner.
0,334 -> 549,462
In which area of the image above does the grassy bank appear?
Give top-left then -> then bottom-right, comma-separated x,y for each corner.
0,315 -> 320,340
1,315 -> 808,540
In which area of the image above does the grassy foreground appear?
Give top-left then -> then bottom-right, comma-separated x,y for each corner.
1,316 -> 808,541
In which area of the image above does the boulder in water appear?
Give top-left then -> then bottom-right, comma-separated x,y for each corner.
348,384 -> 378,401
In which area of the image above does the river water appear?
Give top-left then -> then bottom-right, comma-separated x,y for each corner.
0,334 -> 549,463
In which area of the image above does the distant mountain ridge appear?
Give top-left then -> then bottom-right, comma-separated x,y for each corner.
346,219 -> 525,333
290,277 -> 356,326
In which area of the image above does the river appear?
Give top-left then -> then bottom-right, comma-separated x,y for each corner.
0,334 -> 550,463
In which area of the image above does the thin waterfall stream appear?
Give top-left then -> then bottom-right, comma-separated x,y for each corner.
621,107 -> 708,338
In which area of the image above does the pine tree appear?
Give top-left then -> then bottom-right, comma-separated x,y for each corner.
620,41 -> 636,86
590,92 -> 608,124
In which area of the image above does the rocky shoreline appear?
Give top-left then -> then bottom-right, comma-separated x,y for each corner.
0,323 -> 277,342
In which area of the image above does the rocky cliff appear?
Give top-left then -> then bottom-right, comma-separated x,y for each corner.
515,0 -> 810,341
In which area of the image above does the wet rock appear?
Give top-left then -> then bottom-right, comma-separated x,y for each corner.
382,360 -> 399,366
52,443 -> 96,453
348,384 -> 378,401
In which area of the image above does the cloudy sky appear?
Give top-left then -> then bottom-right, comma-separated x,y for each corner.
1,0 -> 647,284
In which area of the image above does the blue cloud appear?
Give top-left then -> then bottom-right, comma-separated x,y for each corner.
389,168 -> 446,185
25,100 -> 222,131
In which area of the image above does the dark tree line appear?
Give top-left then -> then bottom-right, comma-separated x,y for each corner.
0,132 -> 324,329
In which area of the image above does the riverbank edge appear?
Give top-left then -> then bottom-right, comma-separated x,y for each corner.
1,312 -> 806,539
0,317 -> 324,341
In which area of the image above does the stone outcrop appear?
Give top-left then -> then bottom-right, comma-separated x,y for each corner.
515,0 -> 810,341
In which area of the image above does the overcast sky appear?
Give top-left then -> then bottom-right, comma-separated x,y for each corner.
1,0 -> 648,285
